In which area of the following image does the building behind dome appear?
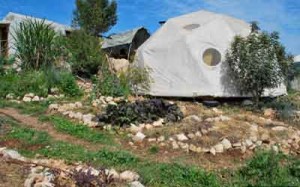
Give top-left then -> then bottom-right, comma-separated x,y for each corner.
135,10 -> 286,98
0,12 -> 72,57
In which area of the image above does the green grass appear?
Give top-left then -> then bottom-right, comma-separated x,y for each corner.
42,116 -> 115,145
0,100 -> 50,115
227,151 -> 300,187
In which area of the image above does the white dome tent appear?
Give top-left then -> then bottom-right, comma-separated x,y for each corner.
135,10 -> 287,98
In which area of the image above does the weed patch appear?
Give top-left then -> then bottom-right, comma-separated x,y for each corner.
46,116 -> 115,145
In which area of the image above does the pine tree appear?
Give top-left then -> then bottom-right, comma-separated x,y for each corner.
72,0 -> 117,36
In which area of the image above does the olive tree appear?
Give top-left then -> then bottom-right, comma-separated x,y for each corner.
226,31 -> 293,105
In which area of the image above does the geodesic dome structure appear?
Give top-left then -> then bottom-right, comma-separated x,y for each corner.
135,10 -> 286,97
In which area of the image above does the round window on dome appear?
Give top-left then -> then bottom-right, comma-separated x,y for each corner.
202,48 -> 222,66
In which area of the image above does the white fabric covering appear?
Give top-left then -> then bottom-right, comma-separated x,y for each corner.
135,10 -> 287,97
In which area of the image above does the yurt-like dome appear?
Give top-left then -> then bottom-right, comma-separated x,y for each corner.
136,10 -> 287,97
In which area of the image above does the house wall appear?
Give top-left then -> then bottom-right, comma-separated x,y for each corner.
3,13 -> 71,56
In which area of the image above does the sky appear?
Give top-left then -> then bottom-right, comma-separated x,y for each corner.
0,0 -> 299,55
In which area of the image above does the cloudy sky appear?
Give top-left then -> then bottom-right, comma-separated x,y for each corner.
0,0 -> 299,55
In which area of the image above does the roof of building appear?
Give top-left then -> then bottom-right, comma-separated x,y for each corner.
1,12 -> 72,31
102,27 -> 147,49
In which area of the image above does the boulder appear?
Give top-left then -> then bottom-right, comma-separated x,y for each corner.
130,181 -> 145,187
105,96 -> 114,103
110,58 -> 130,73
132,132 -> 146,142
152,118 -> 164,127
75,102 -> 83,108
26,93 -> 35,98
48,104 -> 59,111
32,96 -> 40,102
184,115 -> 202,123
172,142 -> 179,149
157,136 -> 165,142
1,148 -> 27,161
129,124 -> 142,134
23,97 -> 32,102
245,139 -> 253,147
187,133 -> 195,139
120,171 -> 140,182
272,126 -> 288,131
176,133 -> 189,141
214,144 -> 224,153
221,138 -> 232,150
219,115 -> 231,121
107,169 -> 119,180
210,147 -> 216,155
6,93 -> 14,100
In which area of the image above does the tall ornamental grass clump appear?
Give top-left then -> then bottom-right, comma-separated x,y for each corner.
13,19 -> 60,70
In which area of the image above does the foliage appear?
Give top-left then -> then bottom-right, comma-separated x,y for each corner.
0,56 -> 15,75
47,116 -> 114,145
261,92 -> 300,124
119,66 -> 152,96
0,70 -> 82,98
72,0 -> 117,36
97,99 -> 184,126
65,30 -> 105,78
226,31 -> 293,104
230,151 -> 300,187
93,68 -> 126,97
13,19 -> 61,70
57,71 -> 83,97
148,146 -> 159,154
139,163 -> 219,187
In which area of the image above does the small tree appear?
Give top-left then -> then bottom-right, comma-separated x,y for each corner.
65,30 -> 105,78
226,31 -> 293,105
72,0 -> 117,36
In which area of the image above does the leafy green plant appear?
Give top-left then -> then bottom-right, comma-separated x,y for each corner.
65,30 -> 105,78
57,71 -> 82,97
93,68 -> 125,97
13,19 -> 61,70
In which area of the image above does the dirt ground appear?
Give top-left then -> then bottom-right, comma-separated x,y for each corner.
0,159 -> 29,187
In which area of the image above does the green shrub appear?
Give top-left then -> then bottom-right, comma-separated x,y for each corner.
0,71 -> 49,98
65,30 -> 104,78
57,71 -> 82,97
139,163 -> 219,187
230,151 -> 300,187
13,19 -> 61,70
0,70 -> 82,98
93,69 -> 125,97
0,56 -> 15,75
